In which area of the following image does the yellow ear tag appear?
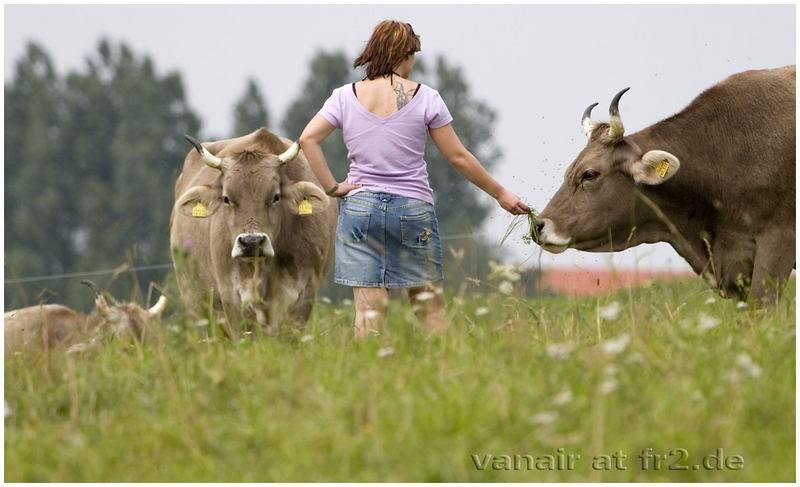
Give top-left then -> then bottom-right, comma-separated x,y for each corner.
298,198 -> 313,215
192,201 -> 207,218
655,159 -> 670,178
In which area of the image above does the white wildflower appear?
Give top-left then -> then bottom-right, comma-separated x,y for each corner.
601,334 -> 630,355
546,342 -> 576,360
342,299 -> 353,306
597,301 -> 622,321
5,401 -> 12,418
167,325 -> 181,334
376,347 -> 394,358
320,296 -> 332,304
498,281 -> 514,295
603,364 -> 619,376
736,301 -> 748,310
551,390 -> 573,406
66,343 -> 90,354
697,313 -> 720,332
530,411 -> 558,425
599,378 -> 619,395
626,351 -> 646,364
704,297 -> 716,304
735,353 -> 762,378
475,307 -> 489,317
414,291 -> 435,302
364,310 -> 380,319
194,319 -> 209,327
488,260 -> 521,283
300,334 -> 314,343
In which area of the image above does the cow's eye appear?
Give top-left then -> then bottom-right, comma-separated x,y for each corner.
222,195 -> 231,205
272,193 -> 281,204
580,170 -> 600,183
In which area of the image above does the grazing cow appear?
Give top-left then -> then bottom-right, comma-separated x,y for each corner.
4,280 -> 167,354
535,66 -> 795,304
169,128 -> 337,333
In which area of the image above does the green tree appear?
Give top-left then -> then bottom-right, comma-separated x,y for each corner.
281,50 -> 352,181
233,78 -> 270,137
5,40 -> 201,310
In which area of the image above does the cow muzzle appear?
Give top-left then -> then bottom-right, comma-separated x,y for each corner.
534,218 -> 571,254
232,233 -> 275,259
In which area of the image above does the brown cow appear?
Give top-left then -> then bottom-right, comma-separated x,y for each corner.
535,66 -> 795,304
4,280 -> 167,354
169,128 -> 337,334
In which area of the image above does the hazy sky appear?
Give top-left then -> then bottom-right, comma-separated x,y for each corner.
4,3 -> 796,273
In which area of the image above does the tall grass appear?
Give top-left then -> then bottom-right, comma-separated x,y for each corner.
4,279 -> 795,482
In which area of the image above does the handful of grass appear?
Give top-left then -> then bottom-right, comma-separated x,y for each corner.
499,208 -> 538,248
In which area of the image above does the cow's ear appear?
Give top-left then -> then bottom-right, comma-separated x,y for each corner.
175,185 -> 221,219
630,150 -> 680,185
284,181 -> 330,215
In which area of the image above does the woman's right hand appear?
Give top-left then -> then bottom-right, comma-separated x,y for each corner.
330,178 -> 362,198
496,188 -> 531,215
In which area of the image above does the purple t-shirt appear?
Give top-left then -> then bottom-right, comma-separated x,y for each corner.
318,83 -> 453,203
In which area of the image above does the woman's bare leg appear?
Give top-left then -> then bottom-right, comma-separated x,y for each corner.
408,284 -> 447,337
353,287 -> 389,339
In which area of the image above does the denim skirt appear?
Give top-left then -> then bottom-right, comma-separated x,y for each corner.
335,192 -> 444,288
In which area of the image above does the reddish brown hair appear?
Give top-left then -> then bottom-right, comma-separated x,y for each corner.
353,21 -> 421,79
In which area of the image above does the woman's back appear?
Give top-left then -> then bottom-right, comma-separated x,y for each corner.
352,76 -> 420,119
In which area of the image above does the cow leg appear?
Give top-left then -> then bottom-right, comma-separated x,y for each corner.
751,226 -> 795,305
711,229 -> 756,300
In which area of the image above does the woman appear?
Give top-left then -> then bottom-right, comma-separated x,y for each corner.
299,20 -> 530,339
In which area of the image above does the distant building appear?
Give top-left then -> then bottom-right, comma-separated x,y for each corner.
539,268 -> 694,296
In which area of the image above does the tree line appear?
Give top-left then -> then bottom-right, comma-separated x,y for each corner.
5,39 -> 510,311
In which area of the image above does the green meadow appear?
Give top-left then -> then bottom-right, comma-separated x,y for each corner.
4,278 -> 795,482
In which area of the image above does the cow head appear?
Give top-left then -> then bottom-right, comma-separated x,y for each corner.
535,88 -> 681,253
81,280 -> 167,342
176,130 -> 329,263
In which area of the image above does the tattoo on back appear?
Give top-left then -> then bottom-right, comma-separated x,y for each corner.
393,82 -> 416,109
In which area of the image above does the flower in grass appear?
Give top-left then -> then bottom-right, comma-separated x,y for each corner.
546,342 -> 576,360
414,291 -> 435,302
364,310 -> 380,320
599,378 -> 619,395
377,347 -> 394,358
488,260 -> 522,283
5,401 -> 12,418
705,297 -> 716,304
498,281 -> 514,295
551,390 -> 573,406
597,301 -> 622,321
697,313 -> 720,332
475,307 -> 489,317
736,301 -> 748,310
530,411 -> 558,425
601,333 -> 630,356
735,353 -> 762,378
300,334 -> 314,343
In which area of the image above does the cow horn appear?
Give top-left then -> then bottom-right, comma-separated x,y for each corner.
608,87 -> 630,140
581,102 -> 599,138
278,141 -> 300,165
81,280 -> 111,318
147,295 -> 167,318
184,135 -> 223,171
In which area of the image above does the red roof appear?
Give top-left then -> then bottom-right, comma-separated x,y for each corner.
540,268 -> 694,296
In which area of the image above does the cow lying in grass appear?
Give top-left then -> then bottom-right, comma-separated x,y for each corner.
4,280 -> 167,354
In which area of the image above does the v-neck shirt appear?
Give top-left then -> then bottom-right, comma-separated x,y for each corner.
318,82 -> 453,204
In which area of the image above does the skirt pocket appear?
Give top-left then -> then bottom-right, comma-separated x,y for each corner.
400,211 -> 434,249
339,208 -> 371,244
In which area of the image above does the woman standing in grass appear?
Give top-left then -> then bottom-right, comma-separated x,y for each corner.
300,20 -> 529,339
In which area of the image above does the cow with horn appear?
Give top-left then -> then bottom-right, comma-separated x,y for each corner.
169,128 -> 337,334
4,280 -> 167,354
535,66 -> 795,304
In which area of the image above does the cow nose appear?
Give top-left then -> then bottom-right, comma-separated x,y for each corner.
232,233 -> 274,259
533,220 -> 545,241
